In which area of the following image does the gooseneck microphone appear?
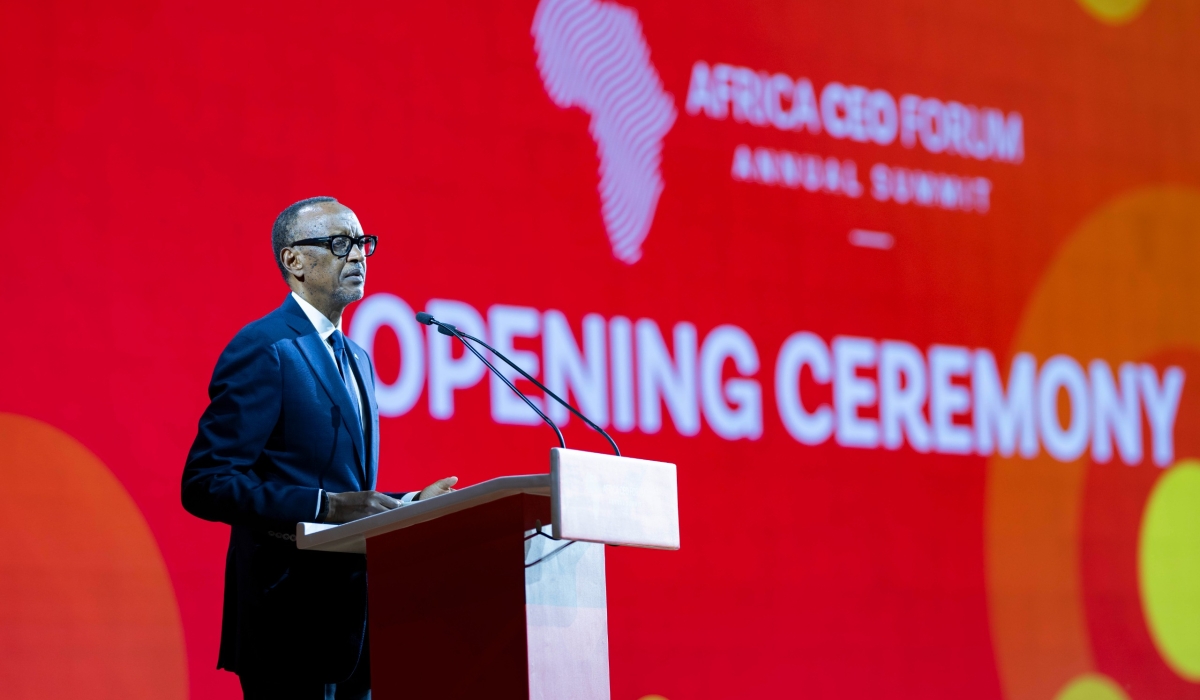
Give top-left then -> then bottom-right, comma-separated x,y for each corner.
449,328 -> 621,457
416,312 -> 565,450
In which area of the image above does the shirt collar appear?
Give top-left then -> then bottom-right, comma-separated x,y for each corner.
291,292 -> 342,340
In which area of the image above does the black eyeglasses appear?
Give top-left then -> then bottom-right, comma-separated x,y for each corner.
291,235 -> 378,258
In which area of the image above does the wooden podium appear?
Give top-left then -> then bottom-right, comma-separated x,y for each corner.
296,448 -> 680,700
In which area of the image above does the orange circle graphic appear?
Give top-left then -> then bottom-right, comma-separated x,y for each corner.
0,413 -> 188,698
986,187 -> 1200,700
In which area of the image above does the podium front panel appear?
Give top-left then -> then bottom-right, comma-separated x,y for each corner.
525,532 -> 610,700
365,493 -> 611,700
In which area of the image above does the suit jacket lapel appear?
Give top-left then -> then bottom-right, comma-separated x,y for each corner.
293,331 -> 367,480
348,340 -> 379,489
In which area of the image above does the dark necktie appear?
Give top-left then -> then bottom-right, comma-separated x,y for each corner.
329,330 -> 363,427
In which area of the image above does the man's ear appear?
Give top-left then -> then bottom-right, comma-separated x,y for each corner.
280,247 -> 305,281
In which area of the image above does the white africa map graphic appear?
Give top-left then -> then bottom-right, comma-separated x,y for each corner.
532,0 -> 676,265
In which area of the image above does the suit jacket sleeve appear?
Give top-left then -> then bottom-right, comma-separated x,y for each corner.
182,330 -> 322,528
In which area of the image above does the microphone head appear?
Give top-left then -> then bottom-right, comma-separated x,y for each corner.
437,323 -> 458,337
415,312 -> 434,325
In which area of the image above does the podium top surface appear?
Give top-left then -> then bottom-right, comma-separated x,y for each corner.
296,447 -> 680,553
296,474 -> 551,554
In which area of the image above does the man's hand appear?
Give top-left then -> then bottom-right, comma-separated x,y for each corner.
324,478 -> 457,523
325,490 -> 399,524
418,476 -> 458,502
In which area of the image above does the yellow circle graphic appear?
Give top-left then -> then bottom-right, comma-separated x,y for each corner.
1139,461 -> 1200,681
1075,0 -> 1150,25
1055,674 -> 1131,700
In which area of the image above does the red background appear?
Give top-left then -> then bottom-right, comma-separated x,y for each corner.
1,0 -> 1198,698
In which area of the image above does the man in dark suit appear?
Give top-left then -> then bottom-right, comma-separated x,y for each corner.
182,196 -> 456,699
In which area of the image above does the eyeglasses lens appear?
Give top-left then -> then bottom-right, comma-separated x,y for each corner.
329,236 -> 376,257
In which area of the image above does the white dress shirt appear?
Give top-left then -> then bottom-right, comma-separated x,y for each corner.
291,292 -> 417,518
292,292 -> 365,420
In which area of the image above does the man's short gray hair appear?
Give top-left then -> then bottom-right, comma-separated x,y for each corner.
272,196 -> 338,280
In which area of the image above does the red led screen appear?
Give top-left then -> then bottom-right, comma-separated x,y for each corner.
2,0 -> 1200,698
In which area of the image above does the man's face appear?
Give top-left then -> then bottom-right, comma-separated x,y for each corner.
284,202 -> 369,308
